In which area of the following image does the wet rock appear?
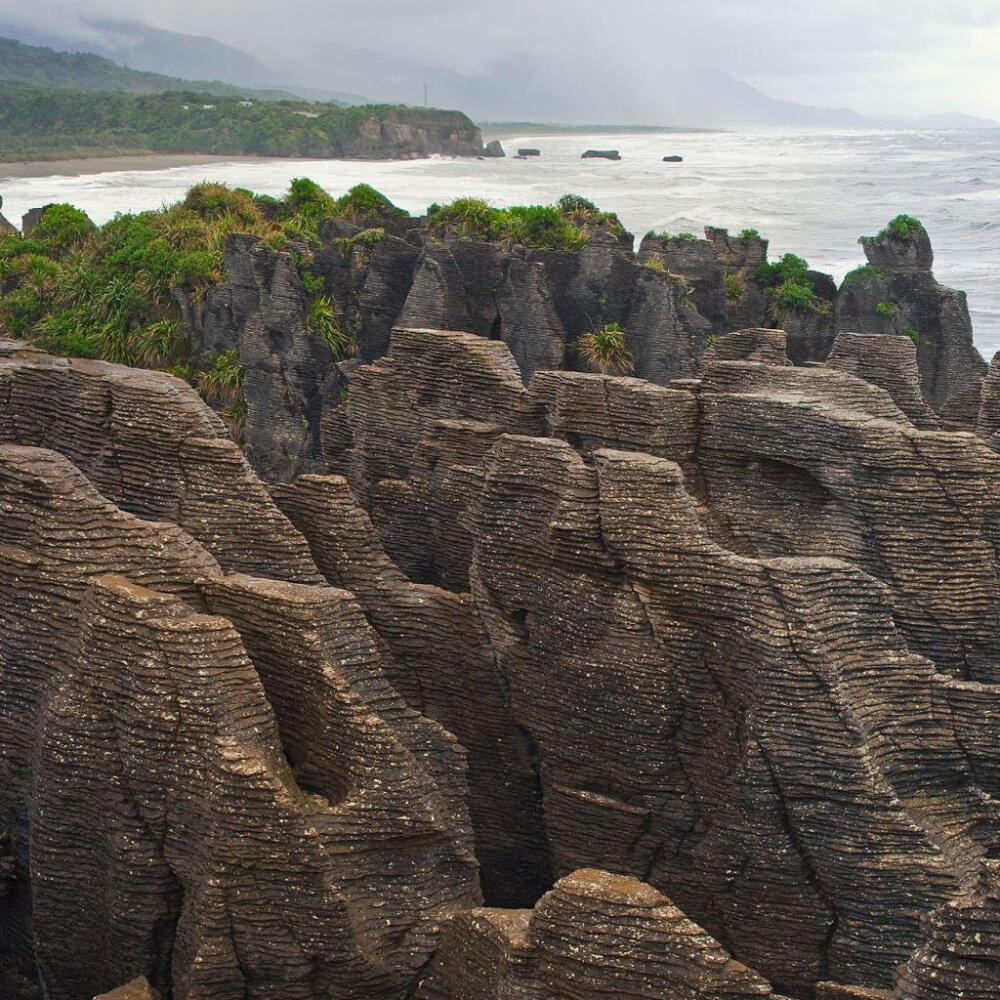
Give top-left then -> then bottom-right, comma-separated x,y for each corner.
483,139 -> 506,157
835,225 -> 986,413
94,979 -> 160,1000
826,331 -> 940,428
417,869 -> 788,999
581,149 -> 621,159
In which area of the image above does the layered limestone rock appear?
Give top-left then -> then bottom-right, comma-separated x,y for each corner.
324,327 -> 544,584
826,331 -> 940,428
0,350 -> 322,582
0,370 -> 480,997
895,860 -> 1000,998
179,233 -> 341,481
417,869 -> 787,999
31,575 -> 478,1000
177,215 -> 985,484
468,434 -> 1000,993
835,226 -> 986,412
272,473 -> 552,907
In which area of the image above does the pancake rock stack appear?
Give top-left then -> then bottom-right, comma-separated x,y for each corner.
3,210 -> 1000,1000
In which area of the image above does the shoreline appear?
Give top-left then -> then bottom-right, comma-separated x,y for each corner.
0,153 -> 275,180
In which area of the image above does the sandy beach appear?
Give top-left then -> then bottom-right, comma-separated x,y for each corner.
0,153 -> 271,180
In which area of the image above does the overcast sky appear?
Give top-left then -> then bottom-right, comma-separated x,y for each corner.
2,0 -> 999,121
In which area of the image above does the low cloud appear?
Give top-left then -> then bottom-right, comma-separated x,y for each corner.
0,0 -> 997,120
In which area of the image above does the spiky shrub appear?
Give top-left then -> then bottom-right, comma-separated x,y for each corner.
426,198 -> 592,250
197,349 -> 244,405
738,228 -> 761,240
754,253 -> 824,316
577,322 -> 634,376
310,296 -> 355,360
30,204 -> 95,252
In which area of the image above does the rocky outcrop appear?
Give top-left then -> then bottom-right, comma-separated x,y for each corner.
581,149 -> 621,159
704,327 -> 792,365
0,356 -> 480,998
0,196 -> 16,236
272,473 -> 552,907
0,351 -> 322,581
483,139 -> 505,157
835,227 -> 986,412
825,332 -> 940,427
95,979 -> 160,1000
417,869 -> 787,999
180,233 -> 341,481
179,214 -> 986,486
5,204 -> 1000,999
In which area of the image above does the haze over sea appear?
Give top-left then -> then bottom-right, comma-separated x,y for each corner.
3,127 -> 999,354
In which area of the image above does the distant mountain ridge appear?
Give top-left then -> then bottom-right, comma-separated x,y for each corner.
0,22 -> 368,106
0,35 -> 302,100
0,21 -> 994,129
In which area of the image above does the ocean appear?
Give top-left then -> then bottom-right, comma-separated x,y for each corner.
2,127 -> 998,354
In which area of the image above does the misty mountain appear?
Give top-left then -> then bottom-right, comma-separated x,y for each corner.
0,18 -> 995,129
910,112 -> 1000,129
0,20 -> 368,106
674,71 -> 870,128
80,18 -> 274,88
0,35 -> 311,100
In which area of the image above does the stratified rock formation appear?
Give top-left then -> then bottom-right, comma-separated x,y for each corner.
0,353 -> 479,999
416,869 -> 788,999
176,211 -> 984,486
835,221 -> 986,413
4,208 -> 1000,1000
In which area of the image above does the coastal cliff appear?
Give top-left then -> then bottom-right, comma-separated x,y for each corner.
3,186 -> 1000,999
0,90 -> 485,160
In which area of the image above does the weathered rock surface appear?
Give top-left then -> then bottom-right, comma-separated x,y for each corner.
0,362 -> 481,998
0,350 -> 322,581
272,473 -> 551,907
94,978 -> 160,1000
179,215 -> 985,484
5,220 -> 1000,1000
835,229 -> 986,412
417,869 -> 788,999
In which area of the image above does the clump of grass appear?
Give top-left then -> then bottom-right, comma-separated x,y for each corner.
724,273 -> 744,303
876,300 -> 899,318
576,322 -> 634,375
655,231 -> 697,246
426,198 -> 590,251
902,327 -> 921,345
738,228 -> 761,240
310,295 -> 355,359
642,257 -> 667,272
884,214 -> 926,242
842,264 -> 885,288
30,204 -> 96,252
556,194 -> 626,238
754,252 -> 829,316
861,214 -> 927,245
197,349 -> 244,405
338,226 -> 385,262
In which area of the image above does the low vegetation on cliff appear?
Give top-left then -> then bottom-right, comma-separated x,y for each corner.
0,86 -> 483,160
426,194 -> 624,250
0,180 -> 416,415
753,251 -> 831,317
